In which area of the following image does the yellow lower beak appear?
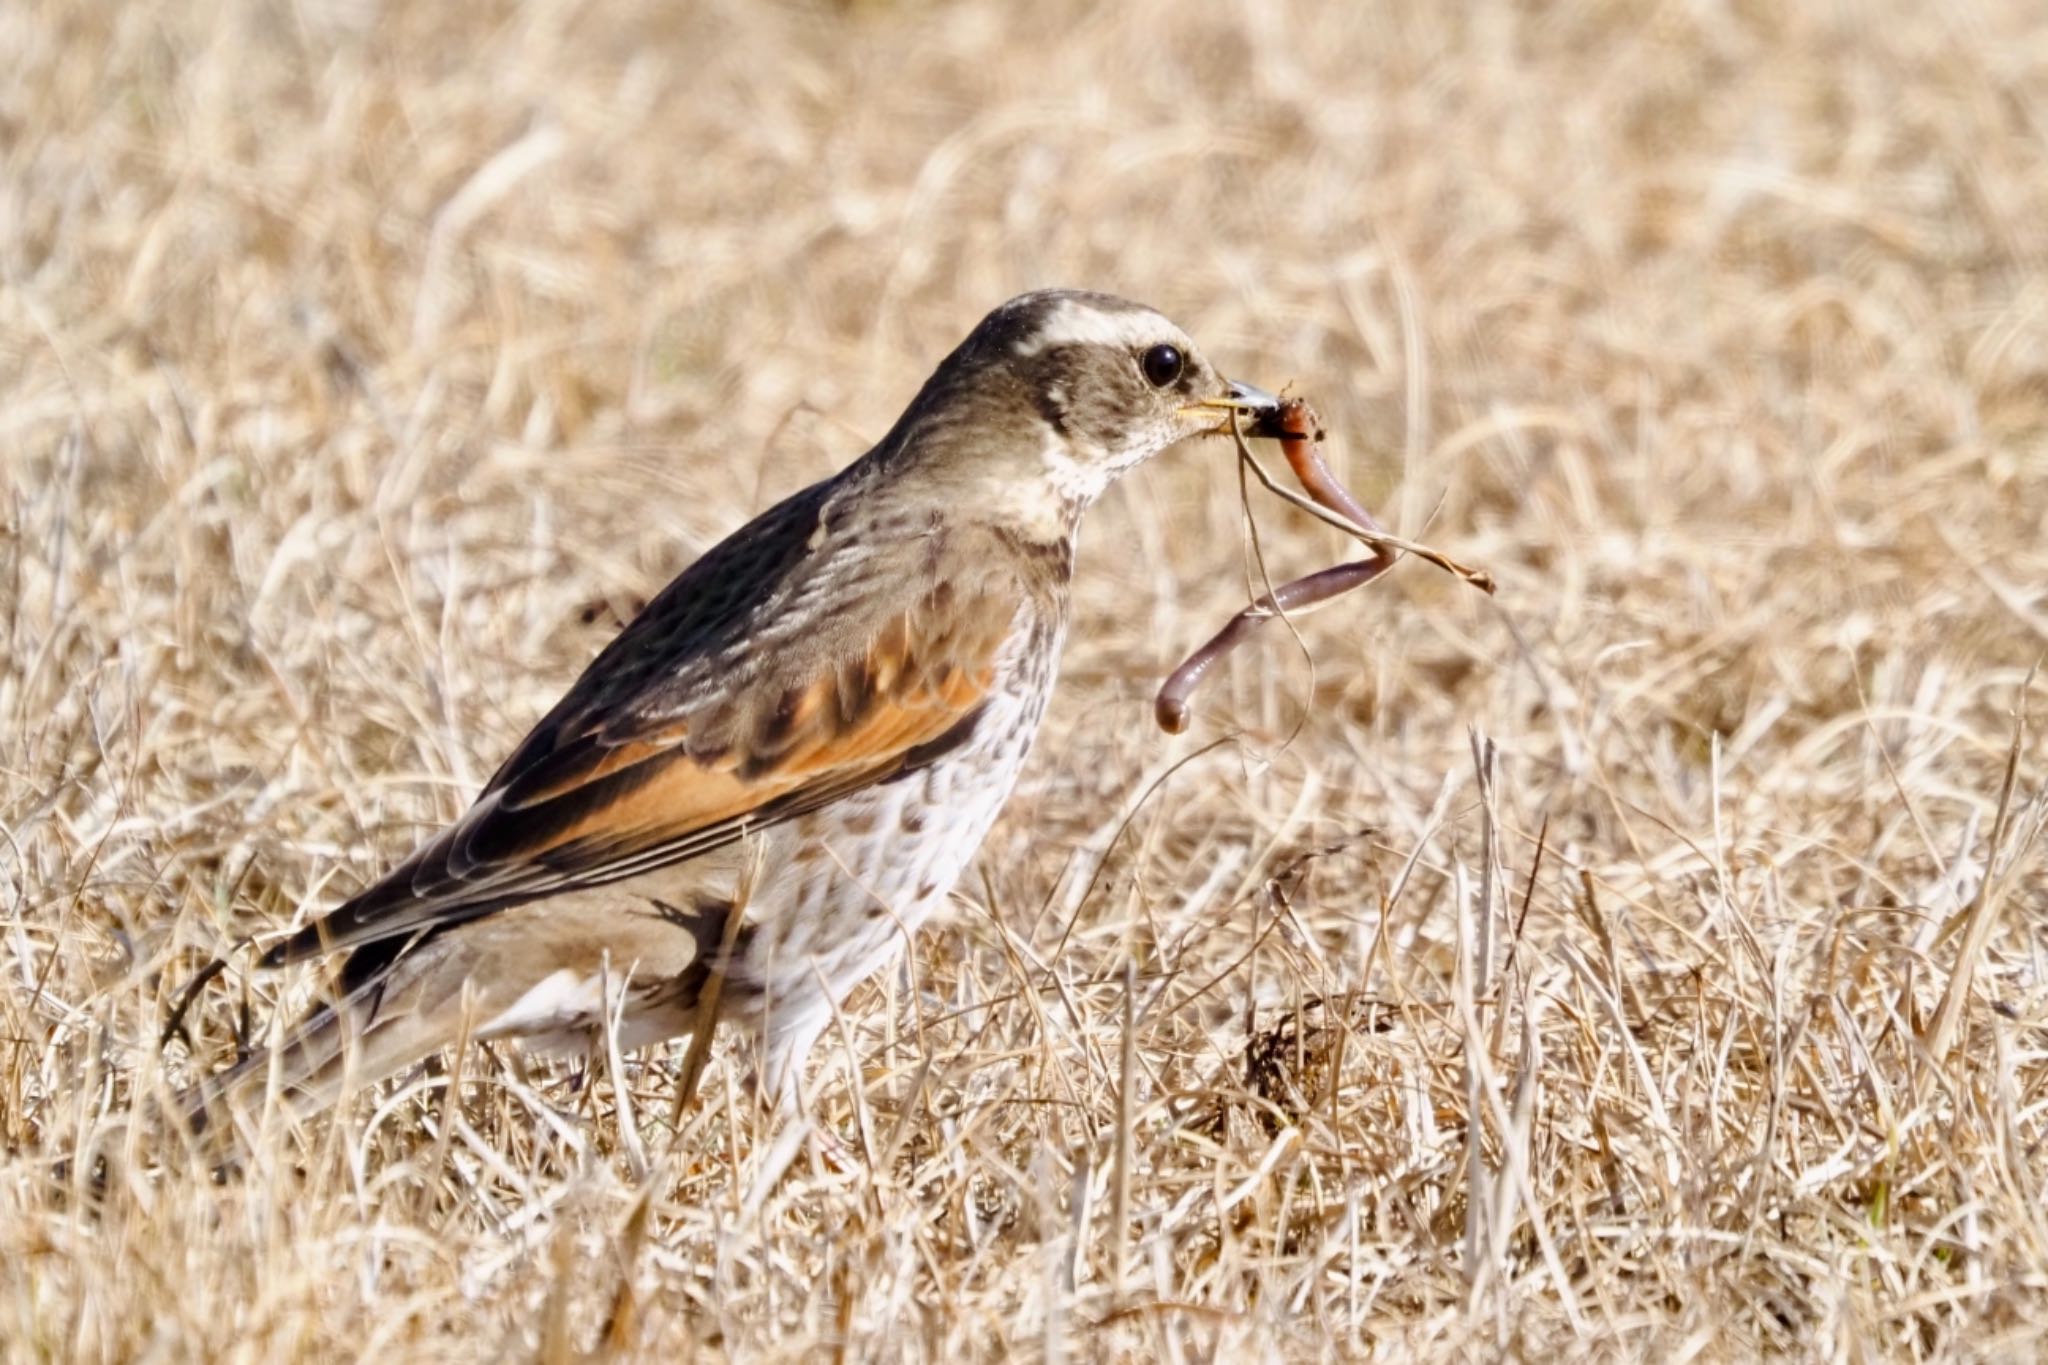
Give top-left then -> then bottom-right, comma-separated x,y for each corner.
1183,380 -> 1282,434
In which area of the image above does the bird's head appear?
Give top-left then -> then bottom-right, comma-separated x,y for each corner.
875,289 -> 1277,538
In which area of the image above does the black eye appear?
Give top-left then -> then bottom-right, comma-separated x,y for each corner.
1140,343 -> 1185,388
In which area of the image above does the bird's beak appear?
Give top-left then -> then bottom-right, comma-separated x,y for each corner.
1185,380 -> 1282,435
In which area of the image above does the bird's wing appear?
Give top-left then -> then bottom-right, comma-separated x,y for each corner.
264,490 -> 1022,967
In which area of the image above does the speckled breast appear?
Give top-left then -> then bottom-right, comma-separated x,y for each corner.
727,598 -> 1064,1027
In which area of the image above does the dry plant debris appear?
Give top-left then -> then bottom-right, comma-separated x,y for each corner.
4,0 -> 2048,1360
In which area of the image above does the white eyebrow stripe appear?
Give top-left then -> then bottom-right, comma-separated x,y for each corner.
1013,299 -> 1184,356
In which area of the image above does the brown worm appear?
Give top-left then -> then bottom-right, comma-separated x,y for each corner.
1155,397 -> 1486,734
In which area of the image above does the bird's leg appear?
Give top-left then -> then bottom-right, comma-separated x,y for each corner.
754,1010 -> 830,1124
670,839 -> 761,1127
736,1010 -> 843,1211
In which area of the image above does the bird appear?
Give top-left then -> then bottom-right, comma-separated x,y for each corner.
184,289 -> 1279,1136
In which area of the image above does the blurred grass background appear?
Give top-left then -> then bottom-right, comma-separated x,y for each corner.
3,0 -> 2047,1358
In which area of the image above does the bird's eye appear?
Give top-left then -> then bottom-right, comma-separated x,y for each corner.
1140,343 -> 1185,388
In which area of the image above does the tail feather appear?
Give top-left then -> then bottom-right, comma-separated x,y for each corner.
178,983 -> 462,1143
174,893 -> 720,1149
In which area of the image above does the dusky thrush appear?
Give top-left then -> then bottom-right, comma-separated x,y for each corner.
191,289 -> 1279,1130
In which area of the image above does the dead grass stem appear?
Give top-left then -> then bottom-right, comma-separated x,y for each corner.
5,0 -> 2048,1358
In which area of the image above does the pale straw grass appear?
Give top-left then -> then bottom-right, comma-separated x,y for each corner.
4,0 -> 2048,1358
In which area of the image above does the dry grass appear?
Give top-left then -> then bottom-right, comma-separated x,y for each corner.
5,0 -> 2048,1358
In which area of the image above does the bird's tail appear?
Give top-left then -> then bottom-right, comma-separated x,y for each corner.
176,978 -> 463,1148
168,894 -> 730,1156
172,925 -> 547,1152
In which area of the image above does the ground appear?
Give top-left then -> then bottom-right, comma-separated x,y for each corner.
4,0 -> 2048,1359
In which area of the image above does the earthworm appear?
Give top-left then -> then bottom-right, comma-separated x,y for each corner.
1155,397 -> 1492,734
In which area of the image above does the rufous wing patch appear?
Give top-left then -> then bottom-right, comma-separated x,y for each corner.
265,581 -> 1020,965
